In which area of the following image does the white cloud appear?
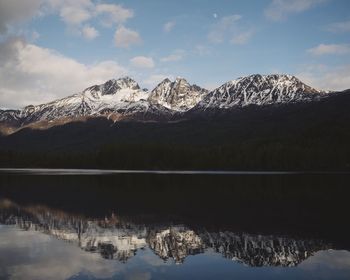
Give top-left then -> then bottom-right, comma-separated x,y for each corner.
95,3 -> 134,26
114,26 -> 142,48
0,38 -> 127,108
55,0 -> 93,26
297,64 -> 350,91
0,0 -> 42,34
81,25 -> 99,40
308,43 -> 350,55
230,30 -> 254,45
265,0 -> 327,21
130,56 -> 155,69
207,14 -> 253,45
161,49 -> 186,62
194,44 -> 211,56
208,14 -> 242,44
326,20 -> 350,33
163,21 -> 176,33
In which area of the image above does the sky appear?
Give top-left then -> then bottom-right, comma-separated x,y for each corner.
0,0 -> 350,108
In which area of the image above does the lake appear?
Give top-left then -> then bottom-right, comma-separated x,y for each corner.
0,169 -> 350,280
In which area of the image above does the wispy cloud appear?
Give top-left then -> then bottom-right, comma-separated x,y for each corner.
298,64 -> 350,91
325,20 -> 350,33
95,3 -> 134,26
81,25 -> 99,40
114,26 -> 142,48
308,43 -> 350,55
130,56 -> 155,69
208,14 -> 253,45
161,49 -> 186,62
163,21 -> 176,33
230,30 -> 254,45
194,44 -> 211,56
264,0 -> 327,21
0,0 -> 135,42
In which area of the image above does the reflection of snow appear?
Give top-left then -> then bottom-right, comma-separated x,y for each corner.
0,199 -> 331,266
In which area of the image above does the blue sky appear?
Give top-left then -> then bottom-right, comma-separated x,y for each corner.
0,0 -> 349,108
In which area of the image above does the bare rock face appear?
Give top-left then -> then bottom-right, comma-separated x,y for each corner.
149,77 -> 208,111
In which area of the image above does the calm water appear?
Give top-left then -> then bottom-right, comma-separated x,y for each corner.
0,169 -> 350,280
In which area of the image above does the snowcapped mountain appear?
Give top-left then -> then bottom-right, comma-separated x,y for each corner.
0,77 -> 172,128
194,74 -> 325,110
0,74 -> 332,133
149,77 -> 208,111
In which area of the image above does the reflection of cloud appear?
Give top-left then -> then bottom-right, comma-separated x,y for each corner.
139,250 -> 172,267
0,226 -> 123,280
301,250 -> 350,271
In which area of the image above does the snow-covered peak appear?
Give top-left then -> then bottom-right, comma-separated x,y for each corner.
149,77 -> 208,111
84,77 -> 142,96
196,74 -> 324,110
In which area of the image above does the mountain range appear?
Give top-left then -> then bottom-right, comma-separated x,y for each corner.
1,73 -> 349,170
0,74 -> 329,134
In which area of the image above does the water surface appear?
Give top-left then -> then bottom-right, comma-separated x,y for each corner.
0,170 -> 349,279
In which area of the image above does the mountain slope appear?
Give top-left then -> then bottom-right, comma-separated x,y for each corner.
194,74 -> 325,110
1,89 -> 349,170
149,77 -> 208,111
0,74 -> 336,134
0,77 -> 173,129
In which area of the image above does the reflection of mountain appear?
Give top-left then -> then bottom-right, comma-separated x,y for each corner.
0,199 -> 329,266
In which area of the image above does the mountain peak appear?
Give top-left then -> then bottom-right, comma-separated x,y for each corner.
149,78 -> 208,111
175,76 -> 188,83
196,73 -> 324,110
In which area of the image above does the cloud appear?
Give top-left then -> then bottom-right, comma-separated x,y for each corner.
95,3 -> 134,26
207,14 -> 253,45
0,0 -> 42,34
54,0 -> 94,26
265,0 -> 327,21
161,49 -> 186,62
114,26 -> 142,48
163,21 -> 176,33
326,20 -> 350,33
0,37 -> 127,108
0,227 -> 124,280
130,56 -> 155,69
194,44 -> 211,56
307,43 -> 350,55
0,0 -> 135,45
230,30 -> 254,45
208,14 -> 242,44
297,64 -> 350,91
81,25 -> 99,40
